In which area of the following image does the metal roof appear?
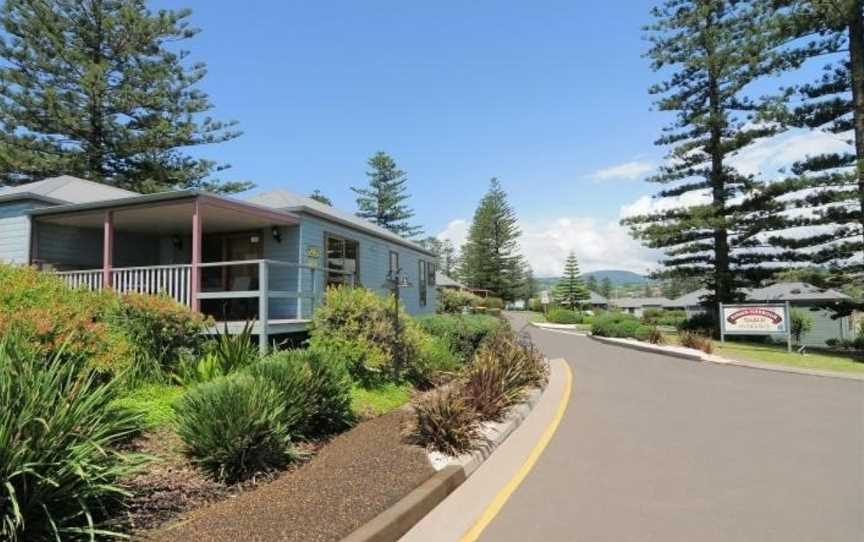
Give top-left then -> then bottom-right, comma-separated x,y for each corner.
747,282 -> 850,302
435,271 -> 465,289
612,296 -> 673,309
246,189 -> 434,256
0,176 -> 136,204
670,282 -> 849,306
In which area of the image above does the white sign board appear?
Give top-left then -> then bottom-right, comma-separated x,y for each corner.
720,304 -> 788,335
540,291 -> 550,305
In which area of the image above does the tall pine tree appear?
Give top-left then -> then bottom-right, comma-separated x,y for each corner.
553,253 -> 590,307
0,0 -> 246,193
458,178 -> 525,301
755,0 -> 864,303
352,151 -> 421,238
622,0 -> 781,307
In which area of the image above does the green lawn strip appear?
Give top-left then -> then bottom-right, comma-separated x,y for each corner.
662,332 -> 864,374
112,384 -> 185,428
714,341 -> 864,374
350,382 -> 412,418
527,311 -> 546,323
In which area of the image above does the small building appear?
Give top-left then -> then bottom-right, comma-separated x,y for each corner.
613,296 -> 674,318
0,176 -> 439,347
435,271 -> 466,291
670,282 -> 854,346
541,289 -> 609,310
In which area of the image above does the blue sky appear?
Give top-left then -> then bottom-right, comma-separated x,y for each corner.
151,0 -> 846,276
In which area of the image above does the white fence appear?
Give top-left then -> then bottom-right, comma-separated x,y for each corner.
55,264 -> 192,306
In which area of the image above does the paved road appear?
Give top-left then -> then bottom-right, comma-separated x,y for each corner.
480,314 -> 864,541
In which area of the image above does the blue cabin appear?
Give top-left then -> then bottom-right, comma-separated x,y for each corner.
0,176 -> 438,348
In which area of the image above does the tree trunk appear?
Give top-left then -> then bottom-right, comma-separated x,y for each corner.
87,0 -> 105,179
848,2 -> 864,261
706,35 -> 731,306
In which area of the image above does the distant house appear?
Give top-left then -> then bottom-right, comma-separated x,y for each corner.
539,289 -> 609,309
613,296 -> 673,317
0,176 -> 439,348
670,282 -> 854,346
435,271 -> 466,291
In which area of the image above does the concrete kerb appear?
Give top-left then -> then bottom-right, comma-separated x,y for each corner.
340,358 -> 564,542
529,322 -> 588,336
588,334 -> 704,362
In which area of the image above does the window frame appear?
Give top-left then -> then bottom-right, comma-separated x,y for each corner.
323,232 -> 360,287
418,260 -> 428,306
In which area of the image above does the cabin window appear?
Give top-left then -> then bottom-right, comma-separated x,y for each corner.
325,234 -> 359,287
428,262 -> 436,286
418,260 -> 427,306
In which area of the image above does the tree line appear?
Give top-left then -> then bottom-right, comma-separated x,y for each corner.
625,0 -> 864,317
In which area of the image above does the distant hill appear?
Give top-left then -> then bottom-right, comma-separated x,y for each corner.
582,270 -> 650,285
536,270 -> 649,288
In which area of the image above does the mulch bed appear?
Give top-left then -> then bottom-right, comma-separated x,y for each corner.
138,409 -> 434,542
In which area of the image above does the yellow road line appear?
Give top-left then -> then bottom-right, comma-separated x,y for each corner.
459,360 -> 574,542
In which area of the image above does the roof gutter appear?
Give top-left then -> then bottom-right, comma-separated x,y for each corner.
27,190 -> 301,224
0,192 -> 68,206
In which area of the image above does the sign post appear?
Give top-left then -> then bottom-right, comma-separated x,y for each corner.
383,268 -> 412,379
719,302 -> 792,353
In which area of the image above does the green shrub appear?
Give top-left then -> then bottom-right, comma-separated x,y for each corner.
109,292 -> 209,373
790,309 -> 814,344
210,320 -> 260,371
678,311 -> 716,335
546,307 -> 582,324
258,349 -> 354,437
409,334 -> 462,388
591,312 -> 642,338
0,337 -> 146,541
438,289 -> 481,314
482,297 -> 505,310
308,286 -> 419,383
245,354 -> 315,436
174,374 -> 296,482
640,308 -> 686,327
0,265 -> 132,374
407,386 -> 480,455
416,314 -> 504,362
528,298 -> 544,312
0,265 -> 209,381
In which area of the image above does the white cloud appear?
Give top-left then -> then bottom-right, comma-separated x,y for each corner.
731,128 -> 850,178
437,216 -> 660,277
619,190 -> 711,218
436,219 -> 469,248
590,160 -> 655,182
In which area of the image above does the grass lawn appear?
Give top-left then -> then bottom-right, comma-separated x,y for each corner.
112,384 -> 185,428
527,311 -> 546,323
663,332 -> 864,374
714,341 -> 864,374
350,382 -> 412,419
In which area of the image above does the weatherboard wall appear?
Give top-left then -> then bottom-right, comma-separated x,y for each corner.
0,200 -> 43,264
296,214 -> 437,317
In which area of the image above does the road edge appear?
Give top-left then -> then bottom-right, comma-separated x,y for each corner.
340,358 -> 568,542
588,334 -> 864,381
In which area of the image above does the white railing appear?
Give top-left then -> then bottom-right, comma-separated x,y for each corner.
55,264 -> 192,306
53,260 -> 355,346
55,269 -> 103,291
111,264 -> 193,306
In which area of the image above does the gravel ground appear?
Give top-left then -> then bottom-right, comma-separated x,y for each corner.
141,409 -> 433,542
